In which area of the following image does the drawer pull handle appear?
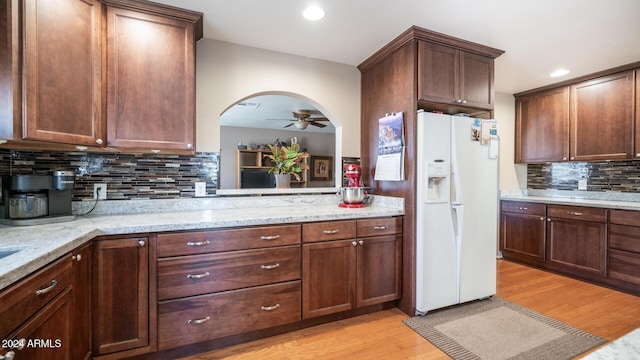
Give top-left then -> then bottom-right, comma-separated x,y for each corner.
261,263 -> 280,270
567,211 -> 583,216
261,235 -> 280,241
187,316 -> 210,325
323,229 -> 340,234
187,240 -> 210,247
35,280 -> 58,296
187,272 -> 210,279
374,225 -> 389,230
261,304 -> 280,311
517,207 -> 528,211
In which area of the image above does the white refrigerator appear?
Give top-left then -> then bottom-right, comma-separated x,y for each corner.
415,110 -> 499,315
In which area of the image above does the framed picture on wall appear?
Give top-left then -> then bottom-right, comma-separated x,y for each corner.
311,156 -> 332,181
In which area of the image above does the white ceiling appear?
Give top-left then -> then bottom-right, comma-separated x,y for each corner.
154,0 -> 640,129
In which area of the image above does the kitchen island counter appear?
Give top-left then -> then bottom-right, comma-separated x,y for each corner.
0,194 -> 404,291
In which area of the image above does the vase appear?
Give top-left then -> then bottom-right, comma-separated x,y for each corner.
274,174 -> 291,188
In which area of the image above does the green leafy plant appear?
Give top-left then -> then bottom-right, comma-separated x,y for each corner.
265,143 -> 310,181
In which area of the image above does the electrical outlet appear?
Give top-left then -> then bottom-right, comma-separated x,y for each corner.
578,179 -> 587,191
93,183 -> 107,200
194,182 -> 207,197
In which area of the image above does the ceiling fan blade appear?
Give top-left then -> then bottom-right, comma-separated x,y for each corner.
310,121 -> 327,128
283,123 -> 294,128
309,117 -> 329,122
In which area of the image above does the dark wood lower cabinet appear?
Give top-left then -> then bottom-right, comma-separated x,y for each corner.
71,244 -> 92,360
500,209 -> 546,265
92,236 -> 151,357
546,217 -> 607,277
357,234 -> 402,307
9,289 -> 72,360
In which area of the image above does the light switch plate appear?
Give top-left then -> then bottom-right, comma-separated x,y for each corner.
578,179 -> 587,190
195,182 -> 207,197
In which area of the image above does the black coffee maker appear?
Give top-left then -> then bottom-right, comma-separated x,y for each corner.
0,170 -> 76,226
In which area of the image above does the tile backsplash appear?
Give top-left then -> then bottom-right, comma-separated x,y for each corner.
528,160 -> 640,193
0,149 -> 219,201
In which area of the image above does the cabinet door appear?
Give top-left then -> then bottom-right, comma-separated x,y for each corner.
23,0 -> 104,146
357,235 -> 401,307
92,237 -> 149,355
4,289 -> 71,360
500,212 -> 547,265
71,244 -> 91,360
418,41 -> 458,105
106,6 -> 195,152
302,240 -> 356,319
547,218 -> 606,278
635,70 -> 640,159
515,87 -> 570,163
570,71 -> 634,161
459,51 -> 494,109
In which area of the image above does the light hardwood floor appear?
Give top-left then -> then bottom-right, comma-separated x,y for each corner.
180,260 -> 640,359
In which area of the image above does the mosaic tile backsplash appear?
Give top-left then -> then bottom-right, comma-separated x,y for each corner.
528,160 -> 640,193
0,149 -> 219,201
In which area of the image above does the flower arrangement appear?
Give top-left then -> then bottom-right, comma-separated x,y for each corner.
265,142 -> 310,181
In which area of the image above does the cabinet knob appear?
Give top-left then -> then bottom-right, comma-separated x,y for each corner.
138,240 -> 146,247
455,99 -> 462,104
540,217 -> 545,221
462,100 -> 467,104
96,138 -> 103,145
72,254 -> 82,262
570,157 -> 575,160
562,157 -> 567,161
187,143 -> 193,149
636,153 -> 640,158
358,240 -> 364,246
0,351 -> 15,360
352,241 -> 357,246
547,218 -> 551,222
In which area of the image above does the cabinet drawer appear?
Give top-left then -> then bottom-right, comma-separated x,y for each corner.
0,256 -> 72,339
157,225 -> 301,257
501,201 -> 545,216
302,220 -> 356,243
608,249 -> 640,285
157,245 -> 301,300
610,209 -> 640,226
357,217 -> 402,237
547,205 -> 607,223
609,224 -> 640,253
158,281 -> 301,350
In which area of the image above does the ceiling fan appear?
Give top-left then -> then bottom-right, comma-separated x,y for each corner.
272,110 -> 329,130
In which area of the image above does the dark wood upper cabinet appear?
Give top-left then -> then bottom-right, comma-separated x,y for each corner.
570,71 -> 634,161
634,70 -> 640,159
105,4 -> 198,152
418,41 -> 495,110
515,87 -> 570,163
23,0 -> 104,146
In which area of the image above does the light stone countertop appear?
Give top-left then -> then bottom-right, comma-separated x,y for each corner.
500,189 -> 640,211
581,327 -> 640,360
0,194 -> 404,291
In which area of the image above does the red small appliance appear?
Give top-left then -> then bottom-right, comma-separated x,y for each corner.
339,164 -> 367,208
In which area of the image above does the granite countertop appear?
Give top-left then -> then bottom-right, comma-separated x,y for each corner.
0,194 -> 404,292
500,190 -> 640,211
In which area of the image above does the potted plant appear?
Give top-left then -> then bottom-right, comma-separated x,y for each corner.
265,142 -> 309,188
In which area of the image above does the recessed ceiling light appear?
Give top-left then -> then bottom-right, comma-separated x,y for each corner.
303,5 -> 325,21
550,68 -> 570,77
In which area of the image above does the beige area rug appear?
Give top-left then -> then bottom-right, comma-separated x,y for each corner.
404,297 -> 606,360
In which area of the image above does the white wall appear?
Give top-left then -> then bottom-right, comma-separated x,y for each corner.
195,39 -> 361,159
219,126 -> 335,189
495,92 -> 527,191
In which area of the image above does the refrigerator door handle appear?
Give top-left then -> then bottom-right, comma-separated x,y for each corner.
451,204 -> 464,303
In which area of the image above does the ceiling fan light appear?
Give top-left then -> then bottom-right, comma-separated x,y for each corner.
294,121 -> 309,130
303,6 -> 325,21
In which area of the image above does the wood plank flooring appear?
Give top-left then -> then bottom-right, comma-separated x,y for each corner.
180,260 -> 640,359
